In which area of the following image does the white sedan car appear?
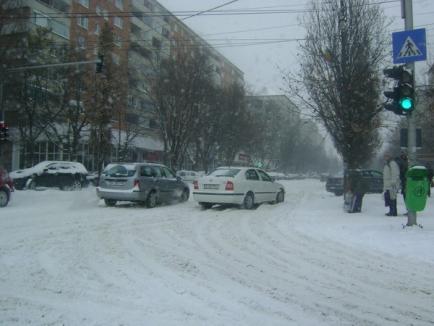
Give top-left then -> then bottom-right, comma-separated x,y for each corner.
193,167 -> 285,209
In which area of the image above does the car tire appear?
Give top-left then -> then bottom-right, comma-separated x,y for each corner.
0,188 -> 9,207
180,188 -> 189,202
104,199 -> 117,207
199,202 -> 213,209
334,191 -> 343,196
27,178 -> 36,190
62,179 -> 83,191
242,192 -> 255,210
146,191 -> 157,208
276,190 -> 285,203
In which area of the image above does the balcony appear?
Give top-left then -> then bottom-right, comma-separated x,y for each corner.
36,0 -> 70,13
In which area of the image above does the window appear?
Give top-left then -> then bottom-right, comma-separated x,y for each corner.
94,23 -> 100,35
115,0 -> 123,10
33,11 -> 49,28
162,27 -> 170,38
152,37 -> 161,49
245,169 -> 260,181
77,36 -> 86,49
257,170 -> 272,182
209,169 -> 241,178
96,5 -> 103,15
144,0 -> 153,11
162,167 -> 175,178
114,34 -> 122,47
111,53 -> 120,65
140,166 -> 153,177
143,15 -> 153,28
150,166 -> 162,177
114,16 -> 123,29
51,20 -> 69,39
78,0 -> 89,8
78,16 -> 88,29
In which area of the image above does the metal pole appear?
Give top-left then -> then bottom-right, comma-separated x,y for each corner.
403,0 -> 417,226
0,80 -> 3,121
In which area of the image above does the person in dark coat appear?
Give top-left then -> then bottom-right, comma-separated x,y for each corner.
348,170 -> 369,213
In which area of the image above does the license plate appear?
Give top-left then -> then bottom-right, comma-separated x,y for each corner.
108,181 -> 125,186
204,184 -> 219,190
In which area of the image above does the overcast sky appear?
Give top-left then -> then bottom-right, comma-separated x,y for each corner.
158,0 -> 434,94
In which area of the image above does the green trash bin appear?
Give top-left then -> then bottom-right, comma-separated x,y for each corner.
405,166 -> 429,212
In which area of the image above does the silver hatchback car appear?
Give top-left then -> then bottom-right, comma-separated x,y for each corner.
96,163 -> 190,208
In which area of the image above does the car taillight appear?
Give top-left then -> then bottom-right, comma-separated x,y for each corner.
225,181 -> 234,191
193,180 -> 199,190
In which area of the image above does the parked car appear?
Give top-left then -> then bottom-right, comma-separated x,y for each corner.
193,166 -> 285,209
97,163 -> 190,208
0,167 -> 14,207
326,169 -> 383,196
10,161 -> 89,190
176,170 -> 203,183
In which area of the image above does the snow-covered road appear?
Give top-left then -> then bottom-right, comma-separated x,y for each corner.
1,180 -> 433,325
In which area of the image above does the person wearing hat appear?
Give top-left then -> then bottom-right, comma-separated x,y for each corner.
383,153 -> 401,216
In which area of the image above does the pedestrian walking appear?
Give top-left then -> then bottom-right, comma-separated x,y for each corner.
383,153 -> 401,216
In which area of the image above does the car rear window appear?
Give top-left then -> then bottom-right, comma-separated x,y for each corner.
103,164 -> 136,177
209,169 -> 241,177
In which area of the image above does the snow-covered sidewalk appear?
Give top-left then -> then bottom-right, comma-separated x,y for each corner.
1,180 -> 433,325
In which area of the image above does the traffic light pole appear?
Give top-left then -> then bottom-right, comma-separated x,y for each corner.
403,0 -> 418,226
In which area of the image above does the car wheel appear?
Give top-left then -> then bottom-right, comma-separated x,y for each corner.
0,189 -> 9,207
276,190 -> 285,203
146,191 -> 158,208
180,188 -> 189,202
243,192 -> 255,210
334,191 -> 343,196
27,179 -> 36,190
199,202 -> 213,209
61,179 -> 83,191
104,199 -> 117,207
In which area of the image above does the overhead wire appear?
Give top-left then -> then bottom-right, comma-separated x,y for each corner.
0,0 -> 402,20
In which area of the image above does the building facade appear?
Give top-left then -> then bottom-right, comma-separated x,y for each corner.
0,0 -> 244,171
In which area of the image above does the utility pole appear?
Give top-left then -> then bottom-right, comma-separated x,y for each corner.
402,0 -> 418,226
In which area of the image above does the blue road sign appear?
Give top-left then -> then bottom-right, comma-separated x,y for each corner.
392,28 -> 427,64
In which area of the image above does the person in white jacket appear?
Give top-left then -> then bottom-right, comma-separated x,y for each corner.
383,153 -> 401,216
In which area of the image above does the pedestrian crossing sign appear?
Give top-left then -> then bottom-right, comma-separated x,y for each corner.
392,28 -> 427,64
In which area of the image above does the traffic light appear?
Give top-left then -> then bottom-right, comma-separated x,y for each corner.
383,66 -> 414,115
0,121 -> 9,141
96,54 -> 104,73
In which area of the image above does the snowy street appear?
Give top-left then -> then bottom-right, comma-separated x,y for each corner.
1,179 -> 434,325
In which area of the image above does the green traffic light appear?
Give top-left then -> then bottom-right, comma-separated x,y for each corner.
399,97 -> 413,111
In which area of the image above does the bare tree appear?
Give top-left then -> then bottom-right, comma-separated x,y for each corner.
146,49 -> 214,169
87,23 -> 126,174
217,83 -> 251,166
289,0 -> 388,169
43,46 -> 93,161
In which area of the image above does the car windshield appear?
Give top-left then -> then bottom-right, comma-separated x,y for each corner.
103,164 -> 136,177
209,169 -> 241,177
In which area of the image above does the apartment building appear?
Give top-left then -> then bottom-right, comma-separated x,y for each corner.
1,0 -> 244,170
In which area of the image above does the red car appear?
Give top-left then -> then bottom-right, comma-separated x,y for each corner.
0,167 -> 14,207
